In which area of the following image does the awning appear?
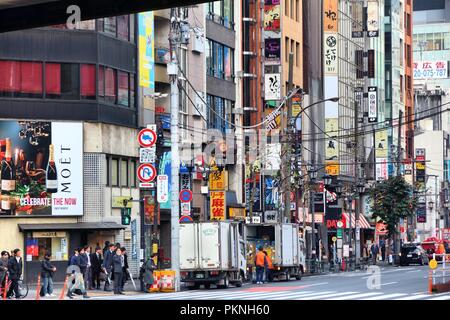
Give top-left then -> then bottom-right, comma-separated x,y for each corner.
18,222 -> 125,232
342,213 -> 372,229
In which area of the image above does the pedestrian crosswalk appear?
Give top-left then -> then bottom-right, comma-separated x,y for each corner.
91,289 -> 450,301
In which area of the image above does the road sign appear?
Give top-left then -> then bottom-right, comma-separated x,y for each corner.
139,182 -> 155,189
429,259 -> 438,270
337,221 -> 344,228
180,202 -> 191,215
138,128 -> 157,148
157,175 -> 169,203
343,245 -> 350,257
337,229 -> 343,238
179,189 -> 193,203
179,215 -> 193,223
137,163 -> 157,183
332,236 -> 337,242
139,148 -> 156,163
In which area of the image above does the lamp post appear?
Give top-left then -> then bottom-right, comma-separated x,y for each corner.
355,179 -> 366,267
308,165 -> 318,269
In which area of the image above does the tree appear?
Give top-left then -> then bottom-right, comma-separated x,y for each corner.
368,176 -> 417,238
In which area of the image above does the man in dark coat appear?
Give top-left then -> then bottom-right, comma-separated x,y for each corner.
90,247 -> 103,290
112,248 -> 124,294
7,249 -> 23,299
143,253 -> 157,292
120,247 -> 129,292
101,243 -> 115,291
40,252 -> 56,297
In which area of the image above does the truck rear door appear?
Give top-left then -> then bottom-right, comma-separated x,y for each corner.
199,222 -> 221,269
281,224 -> 294,265
179,223 -> 198,270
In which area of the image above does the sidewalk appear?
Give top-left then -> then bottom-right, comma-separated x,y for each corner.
23,280 -> 145,300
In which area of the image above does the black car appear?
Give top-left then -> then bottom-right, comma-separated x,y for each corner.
400,244 -> 429,266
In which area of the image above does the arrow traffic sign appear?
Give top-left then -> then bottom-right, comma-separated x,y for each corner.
138,128 -> 157,148
137,164 -> 157,183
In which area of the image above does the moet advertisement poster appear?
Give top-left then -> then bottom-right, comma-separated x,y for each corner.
0,121 -> 83,217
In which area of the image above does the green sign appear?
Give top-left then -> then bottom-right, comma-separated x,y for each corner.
121,208 -> 131,225
337,228 -> 343,238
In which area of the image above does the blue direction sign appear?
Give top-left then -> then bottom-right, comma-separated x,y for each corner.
179,189 -> 193,203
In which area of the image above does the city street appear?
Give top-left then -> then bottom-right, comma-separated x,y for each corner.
88,265 -> 450,301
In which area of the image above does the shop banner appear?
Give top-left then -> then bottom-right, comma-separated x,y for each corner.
375,129 -> 388,158
351,0 -> 364,38
368,87 -> 378,122
376,158 -> 388,181
264,143 -> 281,172
265,38 -> 281,65
138,12 -> 155,90
264,176 -> 280,211
264,1 -> 281,31
264,73 -> 281,100
325,118 -> 339,161
0,121 -> 83,217
210,191 -> 226,221
324,33 -> 338,75
413,61 -> 448,80
367,1 -> 379,37
209,169 -> 229,191
324,0 -> 338,32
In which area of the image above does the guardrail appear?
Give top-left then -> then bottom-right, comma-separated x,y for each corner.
429,253 -> 450,293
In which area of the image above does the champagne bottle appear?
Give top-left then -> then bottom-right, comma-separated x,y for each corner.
46,144 -> 58,193
1,138 -> 16,214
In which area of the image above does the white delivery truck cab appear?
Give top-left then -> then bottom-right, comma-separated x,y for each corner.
180,221 -> 246,289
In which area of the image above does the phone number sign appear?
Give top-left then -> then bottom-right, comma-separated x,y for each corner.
414,61 -> 448,80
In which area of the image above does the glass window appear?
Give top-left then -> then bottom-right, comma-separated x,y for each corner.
105,156 -> 109,186
26,234 -> 69,262
45,63 -> 79,100
104,17 -> 117,36
97,18 -> 104,32
130,15 -> 135,43
121,159 -> 128,187
130,160 -> 137,187
105,67 -> 117,104
130,74 -> 135,108
206,40 -> 212,76
111,158 -> 119,186
117,15 -> 129,41
76,20 -> 95,30
0,61 -> 43,98
224,46 -> 233,81
214,43 -> 224,78
118,71 -> 129,106
223,0 -> 233,28
81,64 -> 96,100
98,66 -> 105,101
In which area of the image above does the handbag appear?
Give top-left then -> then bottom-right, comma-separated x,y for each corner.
99,271 -> 107,281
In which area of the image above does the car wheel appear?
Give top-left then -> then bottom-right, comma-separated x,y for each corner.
218,275 -> 229,289
204,283 -> 211,289
285,272 -> 291,282
235,273 -> 244,288
188,284 -> 200,290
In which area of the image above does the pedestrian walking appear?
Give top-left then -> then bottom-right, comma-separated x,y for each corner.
102,243 -> 115,292
143,253 -> 157,292
255,246 -> 266,285
66,266 -> 90,299
120,247 -> 129,292
112,248 -> 124,295
69,248 -> 81,267
7,249 -> 22,299
380,240 -> 386,262
263,251 -> 274,282
102,241 -> 110,257
40,251 -> 56,297
79,247 -> 88,281
90,247 -> 102,290
370,242 -> 379,265
83,246 -> 92,290
0,251 -> 9,287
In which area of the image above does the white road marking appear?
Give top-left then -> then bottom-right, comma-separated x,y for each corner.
395,294 -> 432,300
380,282 -> 397,286
364,293 -> 408,300
324,292 -> 384,300
298,291 -> 359,300
270,291 -> 336,300
427,295 -> 450,300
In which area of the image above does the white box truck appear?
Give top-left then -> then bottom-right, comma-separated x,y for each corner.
245,223 -> 305,281
179,221 -> 247,289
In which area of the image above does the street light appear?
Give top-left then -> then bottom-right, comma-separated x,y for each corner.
335,181 -> 343,196
428,200 -> 435,210
308,165 -> 317,180
356,181 -> 366,194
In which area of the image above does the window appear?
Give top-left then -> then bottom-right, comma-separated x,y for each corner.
104,17 -> 117,36
0,61 -> 43,98
130,160 -> 137,187
118,71 -> 129,106
45,63 -> 79,100
295,0 -> 299,21
130,15 -> 135,43
105,67 -> 117,104
296,42 -> 300,67
285,0 -> 289,16
121,159 -> 128,187
81,64 -> 96,100
224,46 -> 234,81
105,156 -> 109,186
290,0 -> 294,19
130,74 -> 135,108
206,40 -> 212,76
117,15 -> 129,41
206,39 -> 234,81
207,94 -> 233,133
98,66 -> 105,100
207,0 -> 234,29
285,37 -> 289,62
111,158 -> 119,186
26,234 -> 69,262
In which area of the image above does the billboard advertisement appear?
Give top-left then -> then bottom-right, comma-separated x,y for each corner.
367,1 -> 379,37
264,73 -> 281,100
0,121 -> 83,217
138,12 -> 155,90
265,38 -> 281,65
413,61 -> 448,80
325,118 -> 339,161
375,130 -> 388,158
264,1 -> 281,31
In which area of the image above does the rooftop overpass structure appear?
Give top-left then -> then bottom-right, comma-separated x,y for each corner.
0,0 -> 209,32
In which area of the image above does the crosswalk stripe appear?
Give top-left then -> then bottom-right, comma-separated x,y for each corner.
364,293 -> 408,300
225,291 -> 302,300
324,292 -> 384,300
271,291 -> 336,300
297,291 -> 359,300
427,295 -> 450,300
395,294 -> 431,300
204,290 -> 295,300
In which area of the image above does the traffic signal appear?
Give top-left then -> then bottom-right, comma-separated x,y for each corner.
121,208 -> 131,225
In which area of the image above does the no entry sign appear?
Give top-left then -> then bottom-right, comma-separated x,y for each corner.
138,128 -> 157,148
179,189 -> 193,203
137,164 -> 157,183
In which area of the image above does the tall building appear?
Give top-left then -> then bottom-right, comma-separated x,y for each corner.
0,16 -> 141,281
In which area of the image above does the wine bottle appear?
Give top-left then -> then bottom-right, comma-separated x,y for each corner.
46,144 -> 58,193
1,138 -> 16,215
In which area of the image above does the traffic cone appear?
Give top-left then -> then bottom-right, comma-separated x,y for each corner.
59,275 -> 69,300
35,274 -> 41,300
428,270 -> 433,294
3,273 -> 8,300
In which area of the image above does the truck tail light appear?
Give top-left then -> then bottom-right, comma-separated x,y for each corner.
210,271 -> 219,276
181,272 -> 188,277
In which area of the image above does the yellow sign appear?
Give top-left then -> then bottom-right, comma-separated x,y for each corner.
229,207 -> 246,219
325,118 -> 339,160
33,232 -> 66,238
375,130 -> 388,158
138,12 -> 155,89
324,0 -> 338,32
429,259 -> 438,270
292,95 -> 302,118
416,162 -> 425,170
326,161 -> 340,176
209,170 -> 229,191
112,196 -> 133,208
210,191 -> 226,221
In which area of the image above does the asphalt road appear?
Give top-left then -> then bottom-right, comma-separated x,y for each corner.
90,265 -> 450,300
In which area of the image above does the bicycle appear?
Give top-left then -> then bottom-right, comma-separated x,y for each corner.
0,274 -> 28,299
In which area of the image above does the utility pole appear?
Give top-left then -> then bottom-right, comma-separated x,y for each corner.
394,109 -> 403,258
282,53 -> 294,223
168,7 -> 181,291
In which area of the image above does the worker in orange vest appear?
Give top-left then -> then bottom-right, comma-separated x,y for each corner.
255,247 -> 267,285
264,251 -> 274,283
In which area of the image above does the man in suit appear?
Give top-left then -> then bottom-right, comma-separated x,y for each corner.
7,249 -> 23,299
101,243 -> 115,291
90,246 -> 102,290
120,247 -> 129,292
112,248 -> 124,294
